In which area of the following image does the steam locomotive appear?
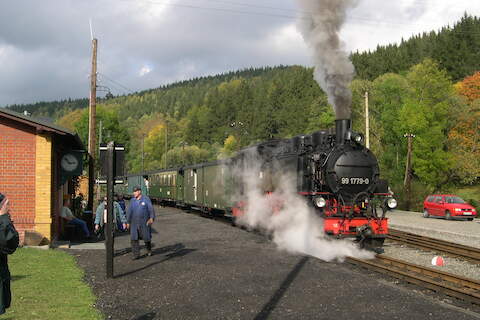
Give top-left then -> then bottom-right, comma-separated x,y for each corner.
118,119 -> 396,251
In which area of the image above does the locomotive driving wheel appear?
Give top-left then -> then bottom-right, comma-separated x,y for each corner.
362,238 -> 385,254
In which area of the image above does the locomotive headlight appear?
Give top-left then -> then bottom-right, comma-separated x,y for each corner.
386,198 -> 397,209
313,196 -> 326,208
351,132 -> 364,144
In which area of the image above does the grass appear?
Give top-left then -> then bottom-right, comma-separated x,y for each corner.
455,185 -> 480,211
0,248 -> 103,320
455,185 -> 480,201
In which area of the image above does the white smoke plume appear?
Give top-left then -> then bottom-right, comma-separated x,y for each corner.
296,0 -> 358,120
234,151 -> 374,262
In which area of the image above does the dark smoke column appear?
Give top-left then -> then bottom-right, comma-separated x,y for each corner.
296,0 -> 358,120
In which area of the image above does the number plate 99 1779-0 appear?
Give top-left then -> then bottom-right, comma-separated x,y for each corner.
341,177 -> 370,185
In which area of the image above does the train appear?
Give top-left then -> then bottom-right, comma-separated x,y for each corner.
117,119 -> 397,251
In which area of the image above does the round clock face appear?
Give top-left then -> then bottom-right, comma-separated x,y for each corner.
61,153 -> 79,172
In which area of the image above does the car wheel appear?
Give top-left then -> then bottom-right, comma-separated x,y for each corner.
423,209 -> 430,218
468,218 -> 473,221
445,211 -> 452,220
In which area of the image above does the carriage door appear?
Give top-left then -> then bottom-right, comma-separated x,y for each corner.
194,169 -> 198,202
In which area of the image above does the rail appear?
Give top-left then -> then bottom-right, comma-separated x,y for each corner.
347,255 -> 480,305
387,229 -> 480,263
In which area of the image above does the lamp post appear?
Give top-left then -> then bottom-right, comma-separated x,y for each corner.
180,141 -> 188,165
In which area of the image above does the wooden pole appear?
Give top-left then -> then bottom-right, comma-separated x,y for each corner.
87,38 -> 98,211
165,121 -> 168,169
365,91 -> 370,149
403,133 -> 415,211
142,134 -> 145,172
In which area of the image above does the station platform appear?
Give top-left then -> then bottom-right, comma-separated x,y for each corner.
386,210 -> 480,248
68,206 -> 478,319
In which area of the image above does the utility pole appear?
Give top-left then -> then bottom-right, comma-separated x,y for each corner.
365,91 -> 370,149
403,133 -> 415,211
165,121 -> 168,169
87,38 -> 98,212
181,141 -> 187,165
141,135 -> 144,172
99,120 -> 103,145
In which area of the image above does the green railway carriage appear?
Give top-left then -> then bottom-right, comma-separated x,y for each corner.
176,170 -> 185,204
149,169 -> 178,203
183,165 -> 204,207
126,174 -> 149,195
123,159 -> 238,214
202,161 -> 234,211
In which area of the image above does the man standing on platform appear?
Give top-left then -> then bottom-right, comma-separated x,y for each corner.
126,186 -> 155,259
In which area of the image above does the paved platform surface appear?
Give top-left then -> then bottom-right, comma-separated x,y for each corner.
386,210 -> 480,248
68,206 -> 480,320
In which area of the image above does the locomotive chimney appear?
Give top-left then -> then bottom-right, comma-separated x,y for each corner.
335,119 -> 351,145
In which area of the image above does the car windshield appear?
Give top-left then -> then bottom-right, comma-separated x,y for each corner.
445,196 -> 466,204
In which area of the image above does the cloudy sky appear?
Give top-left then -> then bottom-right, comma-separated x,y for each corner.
0,0 -> 479,107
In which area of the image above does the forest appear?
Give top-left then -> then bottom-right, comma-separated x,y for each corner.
5,15 -> 480,211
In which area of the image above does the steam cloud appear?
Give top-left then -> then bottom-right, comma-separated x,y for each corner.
296,0 -> 358,120
234,152 -> 374,262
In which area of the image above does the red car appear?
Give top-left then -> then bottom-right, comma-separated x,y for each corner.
423,195 -> 477,220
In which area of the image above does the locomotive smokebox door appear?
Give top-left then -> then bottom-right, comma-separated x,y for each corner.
325,147 -> 379,201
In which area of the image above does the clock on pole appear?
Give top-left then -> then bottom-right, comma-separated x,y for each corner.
60,151 -> 83,183
61,153 -> 79,172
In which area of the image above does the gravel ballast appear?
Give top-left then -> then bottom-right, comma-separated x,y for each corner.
386,210 -> 480,248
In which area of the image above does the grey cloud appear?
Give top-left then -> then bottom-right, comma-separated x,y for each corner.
0,0 -> 478,106
0,0 -> 302,106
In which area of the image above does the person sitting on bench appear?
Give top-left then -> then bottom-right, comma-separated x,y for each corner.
61,197 -> 90,238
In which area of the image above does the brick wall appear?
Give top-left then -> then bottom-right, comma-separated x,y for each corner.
0,118 -> 37,244
34,134 -> 52,241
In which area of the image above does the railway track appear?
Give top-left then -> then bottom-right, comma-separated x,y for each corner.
347,255 -> 480,305
387,229 -> 480,263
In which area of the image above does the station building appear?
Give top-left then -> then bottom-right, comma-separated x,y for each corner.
0,108 -> 85,244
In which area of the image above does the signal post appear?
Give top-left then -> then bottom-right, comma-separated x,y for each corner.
99,142 -> 125,278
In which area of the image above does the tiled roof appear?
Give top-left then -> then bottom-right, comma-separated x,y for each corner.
0,107 -> 85,150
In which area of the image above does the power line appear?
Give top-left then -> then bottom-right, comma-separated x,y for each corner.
121,0 -> 480,35
197,0 -> 307,14
97,78 -> 128,95
98,73 -> 136,94
120,0 -> 299,19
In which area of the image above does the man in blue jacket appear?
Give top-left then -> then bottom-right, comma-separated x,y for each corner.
126,186 -> 155,259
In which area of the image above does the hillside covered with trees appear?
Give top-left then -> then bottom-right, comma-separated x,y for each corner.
5,15 -> 480,210
351,14 -> 480,81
